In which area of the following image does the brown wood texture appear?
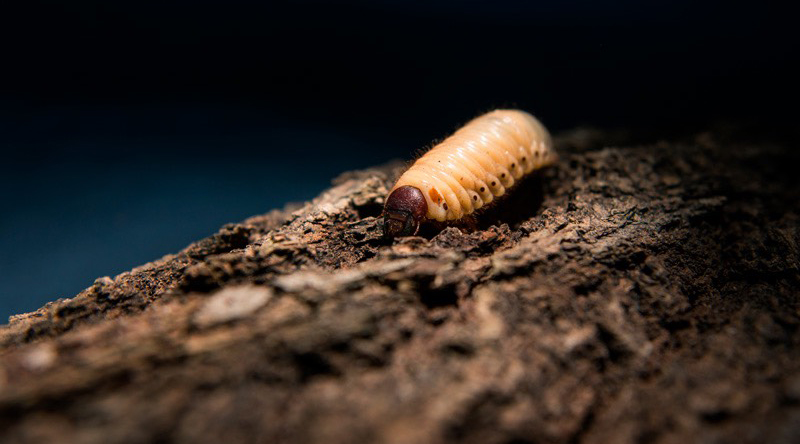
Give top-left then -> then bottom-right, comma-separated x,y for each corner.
1,128 -> 798,444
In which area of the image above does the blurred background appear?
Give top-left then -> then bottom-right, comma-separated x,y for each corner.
0,0 -> 795,319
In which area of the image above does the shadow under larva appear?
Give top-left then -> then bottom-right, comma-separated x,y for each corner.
472,170 -> 548,231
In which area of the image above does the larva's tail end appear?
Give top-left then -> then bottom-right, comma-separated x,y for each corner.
545,149 -> 559,166
542,132 -> 559,166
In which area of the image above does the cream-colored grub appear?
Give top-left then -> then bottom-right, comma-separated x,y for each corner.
390,109 -> 556,222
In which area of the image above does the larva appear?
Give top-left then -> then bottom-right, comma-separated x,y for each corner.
383,109 -> 556,237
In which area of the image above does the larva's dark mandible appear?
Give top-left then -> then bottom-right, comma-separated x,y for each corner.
383,109 -> 556,238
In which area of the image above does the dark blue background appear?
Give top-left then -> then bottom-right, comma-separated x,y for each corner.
1,0 -> 795,320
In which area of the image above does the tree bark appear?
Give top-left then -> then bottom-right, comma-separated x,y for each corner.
1,128 -> 798,444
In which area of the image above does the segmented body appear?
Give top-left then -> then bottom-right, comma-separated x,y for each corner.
390,109 -> 556,222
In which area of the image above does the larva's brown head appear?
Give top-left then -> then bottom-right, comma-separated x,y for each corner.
383,185 -> 428,238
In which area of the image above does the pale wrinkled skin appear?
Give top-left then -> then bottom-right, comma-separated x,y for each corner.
390,109 -> 557,222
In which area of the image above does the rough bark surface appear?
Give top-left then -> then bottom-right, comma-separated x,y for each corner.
1,128 -> 798,444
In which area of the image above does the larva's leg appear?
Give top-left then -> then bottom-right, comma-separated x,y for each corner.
419,215 -> 478,239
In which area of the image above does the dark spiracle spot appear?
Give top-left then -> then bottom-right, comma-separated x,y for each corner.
443,203 -> 448,210
480,187 -> 485,192
491,181 -> 496,186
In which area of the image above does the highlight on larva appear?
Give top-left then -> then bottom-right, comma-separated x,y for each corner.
383,109 -> 557,238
